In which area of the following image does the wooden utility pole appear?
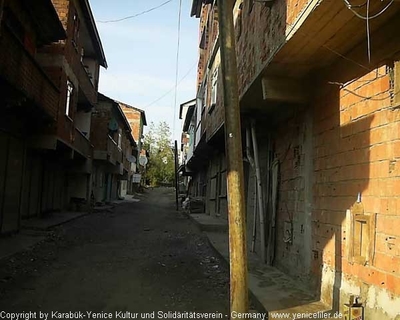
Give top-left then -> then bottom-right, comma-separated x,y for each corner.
219,0 -> 249,313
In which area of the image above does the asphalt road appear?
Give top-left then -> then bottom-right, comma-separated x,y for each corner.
0,188 -> 229,319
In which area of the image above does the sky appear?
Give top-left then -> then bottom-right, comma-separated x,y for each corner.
90,0 -> 199,141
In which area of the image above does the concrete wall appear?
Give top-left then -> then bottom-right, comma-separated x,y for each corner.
270,109 -> 313,285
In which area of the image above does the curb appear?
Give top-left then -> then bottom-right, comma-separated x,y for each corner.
183,211 -> 268,316
203,234 -> 269,316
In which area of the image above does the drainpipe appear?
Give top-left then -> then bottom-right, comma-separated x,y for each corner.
268,158 -> 279,265
251,120 -> 266,263
245,127 -> 257,253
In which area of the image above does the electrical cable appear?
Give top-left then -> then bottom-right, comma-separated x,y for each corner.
328,81 -> 396,101
342,0 -> 394,20
97,0 -> 173,23
172,0 -> 183,138
144,62 -> 197,109
366,0 -> 371,63
291,24 -> 379,74
348,1 -> 367,8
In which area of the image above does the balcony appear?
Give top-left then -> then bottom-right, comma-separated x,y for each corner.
78,62 -> 97,107
107,136 -> 122,165
0,25 -> 59,120
123,155 -> 130,172
73,128 -> 92,159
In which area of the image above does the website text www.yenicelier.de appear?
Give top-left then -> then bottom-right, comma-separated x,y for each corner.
0,310 -> 345,320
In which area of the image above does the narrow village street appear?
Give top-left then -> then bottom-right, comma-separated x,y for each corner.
0,188 -> 229,316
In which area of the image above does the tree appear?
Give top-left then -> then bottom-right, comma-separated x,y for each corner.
143,121 -> 175,186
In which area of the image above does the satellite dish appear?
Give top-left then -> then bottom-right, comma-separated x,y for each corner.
128,155 -> 136,163
108,118 -> 118,131
139,155 -> 148,166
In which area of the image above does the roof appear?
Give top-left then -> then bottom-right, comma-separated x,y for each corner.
179,98 -> 196,119
191,0 -> 202,17
22,0 -> 66,44
116,101 -> 147,126
79,0 -> 107,68
190,0 -> 213,18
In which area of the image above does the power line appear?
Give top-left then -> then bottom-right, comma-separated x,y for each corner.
366,0 -> 371,62
144,62 -> 197,109
342,0 -> 394,20
172,0 -> 183,138
97,0 -> 173,23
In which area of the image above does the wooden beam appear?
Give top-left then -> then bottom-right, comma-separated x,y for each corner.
261,76 -> 309,104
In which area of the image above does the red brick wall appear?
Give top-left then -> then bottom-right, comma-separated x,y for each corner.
0,0 -> 60,121
51,0 -> 70,29
91,102 -> 135,154
120,105 -> 142,143
271,64 -> 400,305
313,66 -> 400,302
46,0 -> 97,102
236,0 -> 311,97
90,102 -> 112,151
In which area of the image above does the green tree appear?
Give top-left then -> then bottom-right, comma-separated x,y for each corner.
143,121 -> 175,186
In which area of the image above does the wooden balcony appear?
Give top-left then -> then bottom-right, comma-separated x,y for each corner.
0,25 -> 59,120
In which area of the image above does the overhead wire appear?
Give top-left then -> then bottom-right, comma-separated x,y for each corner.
342,0 -> 394,20
342,0 -> 394,63
97,0 -> 173,23
328,81 -> 396,101
172,0 -> 183,139
144,62 -> 197,109
366,0 -> 371,62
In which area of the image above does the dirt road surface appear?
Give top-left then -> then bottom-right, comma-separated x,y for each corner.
0,188 -> 229,318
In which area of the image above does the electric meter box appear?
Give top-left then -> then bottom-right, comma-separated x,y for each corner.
344,304 -> 363,320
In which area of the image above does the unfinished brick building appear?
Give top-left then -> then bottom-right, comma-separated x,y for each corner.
119,102 -> 147,172
0,0 -> 66,234
185,0 -> 400,318
90,93 -> 137,203
0,0 -> 109,234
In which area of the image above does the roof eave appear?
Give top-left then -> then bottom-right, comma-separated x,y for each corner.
80,0 -> 108,68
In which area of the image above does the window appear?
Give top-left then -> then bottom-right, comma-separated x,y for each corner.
346,202 -> 376,265
202,80 -> 207,114
210,67 -> 218,107
117,128 -> 122,149
65,80 -> 74,117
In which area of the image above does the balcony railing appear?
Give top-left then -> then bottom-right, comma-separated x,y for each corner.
0,26 -> 59,120
107,136 -> 122,164
74,128 -> 92,158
